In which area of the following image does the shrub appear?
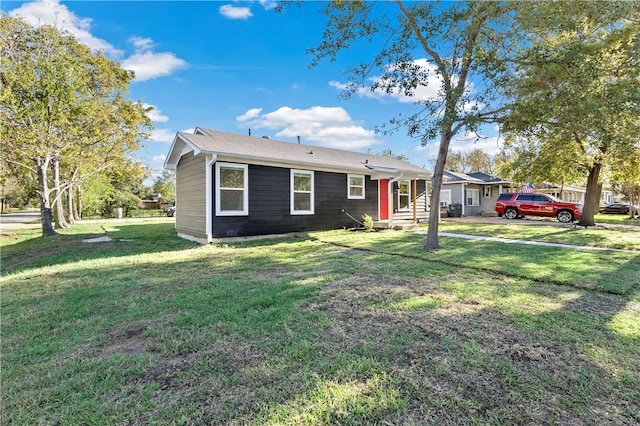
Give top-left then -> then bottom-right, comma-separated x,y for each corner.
362,214 -> 374,231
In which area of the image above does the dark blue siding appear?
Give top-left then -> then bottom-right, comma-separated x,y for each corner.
212,164 -> 378,237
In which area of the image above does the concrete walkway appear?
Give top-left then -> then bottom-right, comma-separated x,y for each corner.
441,215 -> 640,231
411,230 -> 633,252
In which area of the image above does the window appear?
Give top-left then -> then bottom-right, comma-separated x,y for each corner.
291,169 -> 314,214
347,174 -> 365,199
398,180 -> 410,209
216,162 -> 248,216
440,189 -> 452,207
516,194 -> 535,201
466,188 -> 480,206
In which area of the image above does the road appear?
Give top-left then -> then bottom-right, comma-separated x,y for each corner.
0,212 -> 40,224
0,212 -> 41,231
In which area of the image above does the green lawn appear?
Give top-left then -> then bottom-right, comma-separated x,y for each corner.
594,212 -> 640,225
1,220 -> 639,425
437,221 -> 640,251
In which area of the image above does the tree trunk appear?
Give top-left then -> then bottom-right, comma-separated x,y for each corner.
66,168 -> 79,224
75,185 -> 82,220
595,181 -> 603,212
424,124 -> 454,250
66,182 -> 75,225
51,156 -> 68,229
577,162 -> 602,227
36,156 -> 57,237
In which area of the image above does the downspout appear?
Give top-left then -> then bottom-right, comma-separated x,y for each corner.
205,154 -> 217,243
412,179 -> 417,223
388,173 -> 403,229
461,183 -> 466,216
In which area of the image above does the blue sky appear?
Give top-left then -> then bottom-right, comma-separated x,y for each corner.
4,0 -> 503,184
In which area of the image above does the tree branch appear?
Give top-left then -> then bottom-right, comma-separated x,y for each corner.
1,157 -> 37,174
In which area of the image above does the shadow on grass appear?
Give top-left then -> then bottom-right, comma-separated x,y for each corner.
0,222 -> 199,276
311,230 -> 640,296
2,234 -> 638,424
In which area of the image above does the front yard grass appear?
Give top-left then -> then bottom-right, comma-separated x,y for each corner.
437,221 -> 640,251
594,212 -> 640,225
1,221 -> 639,425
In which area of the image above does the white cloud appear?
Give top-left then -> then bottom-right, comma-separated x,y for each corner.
452,134 -> 504,156
149,128 -> 176,144
129,36 -> 154,51
413,129 -> 504,164
8,0 -> 187,82
330,60 -> 443,105
143,104 -> 169,123
330,59 -> 487,112
219,4 -> 253,20
236,106 -> 380,150
8,0 -> 123,57
152,154 -> 167,163
236,108 -> 263,122
121,37 -> 188,82
259,0 -> 278,10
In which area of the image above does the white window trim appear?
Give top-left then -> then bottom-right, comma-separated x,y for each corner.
291,169 -> 314,215
215,162 -> 248,216
347,174 -> 365,199
440,189 -> 452,207
466,188 -> 480,206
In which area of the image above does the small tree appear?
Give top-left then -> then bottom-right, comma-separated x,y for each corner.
152,170 -> 176,205
304,1 -> 516,249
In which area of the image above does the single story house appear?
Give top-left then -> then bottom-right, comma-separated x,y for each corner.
440,171 -> 518,216
537,184 -> 616,205
164,128 -> 432,243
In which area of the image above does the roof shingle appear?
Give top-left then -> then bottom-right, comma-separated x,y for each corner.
166,127 -> 431,179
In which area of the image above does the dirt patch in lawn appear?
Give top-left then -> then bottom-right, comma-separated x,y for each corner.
101,325 -> 149,356
303,273 -> 637,424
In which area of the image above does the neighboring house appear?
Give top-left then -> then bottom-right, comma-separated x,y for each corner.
537,184 -> 616,205
440,171 -> 518,216
164,127 -> 432,242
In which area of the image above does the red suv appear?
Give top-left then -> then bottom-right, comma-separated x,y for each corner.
495,193 -> 582,223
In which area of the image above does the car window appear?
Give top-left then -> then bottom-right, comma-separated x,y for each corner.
533,195 -> 549,202
516,194 -> 534,201
497,194 -> 512,201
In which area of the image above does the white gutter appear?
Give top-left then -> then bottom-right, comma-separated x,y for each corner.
205,154 -> 217,243
388,173 -> 404,229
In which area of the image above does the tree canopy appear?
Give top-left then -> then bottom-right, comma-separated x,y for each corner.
502,1 -> 640,225
307,1 -> 517,249
0,16 -> 151,235
308,1 -> 639,236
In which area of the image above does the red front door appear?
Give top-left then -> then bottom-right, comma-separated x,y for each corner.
379,179 -> 389,220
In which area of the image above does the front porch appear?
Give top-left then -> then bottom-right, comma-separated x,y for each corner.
373,209 -> 431,230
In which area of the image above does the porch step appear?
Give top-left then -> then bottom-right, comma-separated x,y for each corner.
373,220 -> 422,231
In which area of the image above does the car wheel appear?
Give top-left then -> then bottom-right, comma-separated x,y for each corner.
557,210 -> 573,223
504,208 -> 518,220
